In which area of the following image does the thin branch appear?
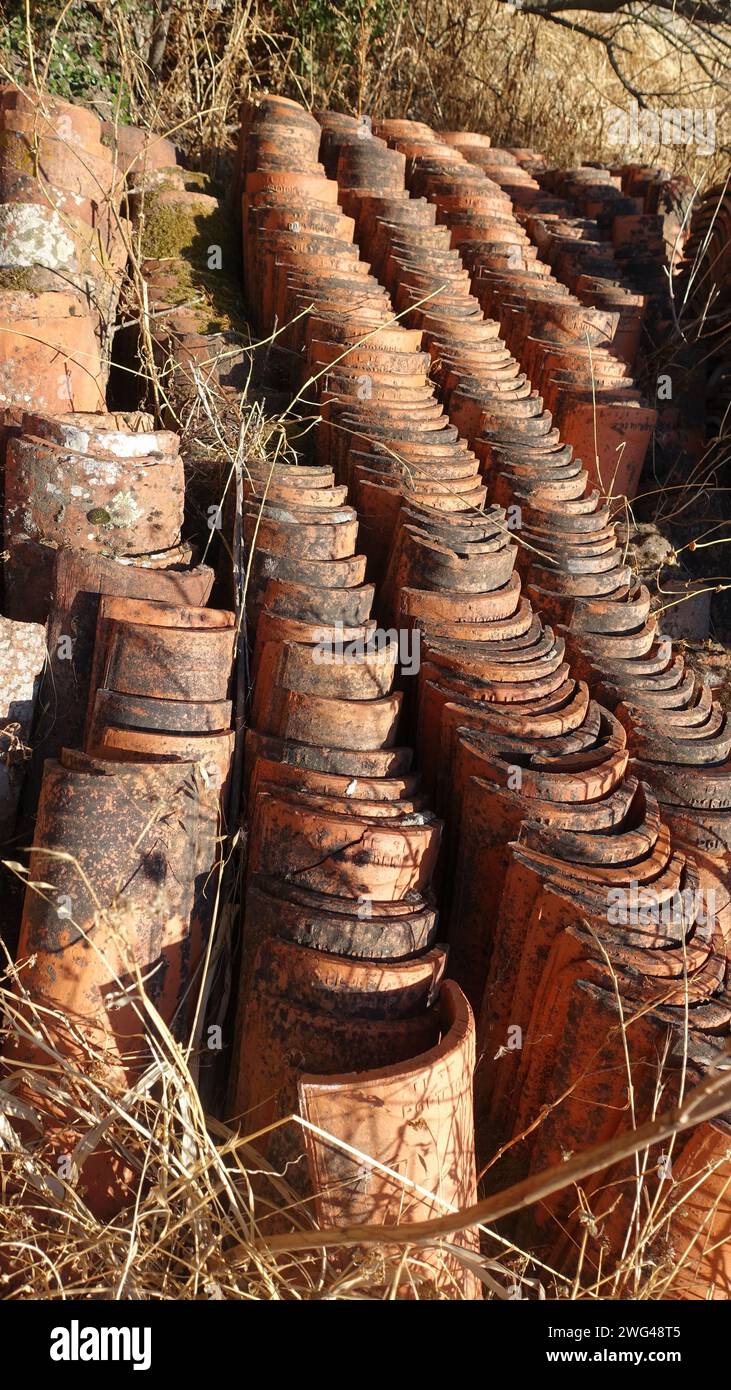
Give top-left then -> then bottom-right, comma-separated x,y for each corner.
250,1066 -> 731,1256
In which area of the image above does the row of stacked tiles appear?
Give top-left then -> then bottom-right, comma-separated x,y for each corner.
0,90 -> 236,1220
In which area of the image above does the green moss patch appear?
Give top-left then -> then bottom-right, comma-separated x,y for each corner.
140,191 -> 244,335
140,192 -> 235,266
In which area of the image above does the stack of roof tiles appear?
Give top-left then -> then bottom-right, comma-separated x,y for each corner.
0,85 -> 126,407
229,95 -> 479,1292
0,125 -> 233,1212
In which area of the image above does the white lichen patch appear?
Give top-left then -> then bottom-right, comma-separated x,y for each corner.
82,456 -> 122,485
0,204 -> 77,270
94,431 -> 168,459
106,490 -> 144,528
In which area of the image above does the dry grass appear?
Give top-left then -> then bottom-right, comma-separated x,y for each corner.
390,3 -> 727,184
2,2 -> 727,181
0,892 -> 555,1301
3,889 -> 731,1301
